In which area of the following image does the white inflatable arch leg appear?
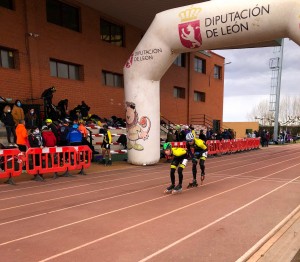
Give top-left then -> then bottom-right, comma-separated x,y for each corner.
124,0 -> 300,165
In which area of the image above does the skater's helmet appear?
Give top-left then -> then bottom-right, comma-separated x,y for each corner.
186,132 -> 195,142
163,142 -> 172,151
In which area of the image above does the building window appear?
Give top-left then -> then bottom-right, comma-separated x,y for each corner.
100,19 -> 124,47
214,65 -> 222,79
0,0 -> 13,9
50,59 -> 81,80
194,57 -> 206,73
173,53 -> 186,67
46,0 -> 80,32
194,91 -> 206,102
102,70 -> 124,87
0,47 -> 15,69
173,86 -> 185,99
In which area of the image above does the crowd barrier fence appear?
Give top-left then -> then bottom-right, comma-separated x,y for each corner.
0,146 -> 92,185
0,148 -> 25,185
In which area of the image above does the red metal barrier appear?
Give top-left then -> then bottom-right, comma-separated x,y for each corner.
73,145 -> 92,175
219,139 -> 232,154
26,146 -> 78,180
206,140 -> 221,156
253,138 -> 261,149
230,139 -> 239,153
0,148 -> 25,185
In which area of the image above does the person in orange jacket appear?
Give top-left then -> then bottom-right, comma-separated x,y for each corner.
78,120 -> 88,138
16,119 -> 28,152
78,120 -> 99,155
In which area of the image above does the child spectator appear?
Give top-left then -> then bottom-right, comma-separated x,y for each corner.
28,126 -> 44,181
41,126 -> 57,147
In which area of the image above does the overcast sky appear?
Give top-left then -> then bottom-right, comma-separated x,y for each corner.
214,38 -> 300,122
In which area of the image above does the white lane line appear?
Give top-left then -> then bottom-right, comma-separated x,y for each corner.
1,153 -> 299,228
138,174 -> 300,262
0,164 -> 159,194
1,144 -> 298,194
0,170 -> 162,201
37,164 -> 300,262
0,172 -> 164,212
2,154 -> 299,213
0,172 -> 241,227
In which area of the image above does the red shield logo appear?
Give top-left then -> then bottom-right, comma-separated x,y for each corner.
178,20 -> 202,49
125,53 -> 134,68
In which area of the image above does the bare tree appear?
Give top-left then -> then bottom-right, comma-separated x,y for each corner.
247,95 -> 300,126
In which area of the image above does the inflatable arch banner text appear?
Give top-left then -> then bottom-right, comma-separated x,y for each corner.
124,0 -> 300,165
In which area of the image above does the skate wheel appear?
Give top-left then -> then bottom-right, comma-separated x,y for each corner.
172,190 -> 182,194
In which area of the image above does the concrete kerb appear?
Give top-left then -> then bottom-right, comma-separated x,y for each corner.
237,205 -> 300,262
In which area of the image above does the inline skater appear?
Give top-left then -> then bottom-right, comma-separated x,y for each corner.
163,142 -> 188,194
101,124 -> 112,165
186,132 -> 207,187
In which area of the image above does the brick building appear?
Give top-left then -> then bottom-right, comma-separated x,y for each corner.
0,0 -> 225,125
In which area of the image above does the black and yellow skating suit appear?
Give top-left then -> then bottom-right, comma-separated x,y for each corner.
187,138 -> 207,180
169,147 -> 188,186
102,130 -> 112,149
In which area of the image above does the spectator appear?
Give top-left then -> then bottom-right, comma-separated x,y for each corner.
174,125 -> 181,142
78,120 -> 88,139
41,86 -> 56,116
75,110 -> 83,122
28,126 -> 43,148
179,126 -> 187,141
28,126 -> 44,181
80,101 -> 90,119
45,119 -> 59,139
58,119 -> 70,146
16,120 -> 28,152
265,131 -> 270,147
199,130 -> 207,142
189,125 -> 196,138
166,129 -> 175,142
41,126 -> 57,147
41,125 -> 57,168
1,105 -> 17,146
12,99 -> 25,126
260,129 -> 267,146
78,120 -> 99,154
25,108 -> 38,130
67,123 -> 82,146
57,99 -> 68,119
117,134 -> 127,149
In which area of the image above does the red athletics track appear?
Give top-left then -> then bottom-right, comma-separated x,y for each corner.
0,144 -> 299,262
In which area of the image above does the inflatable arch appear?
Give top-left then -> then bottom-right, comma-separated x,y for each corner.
124,0 -> 300,165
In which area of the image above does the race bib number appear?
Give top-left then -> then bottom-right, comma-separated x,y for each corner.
202,152 -> 208,158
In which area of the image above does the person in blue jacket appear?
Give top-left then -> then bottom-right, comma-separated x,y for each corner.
66,124 -> 82,146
